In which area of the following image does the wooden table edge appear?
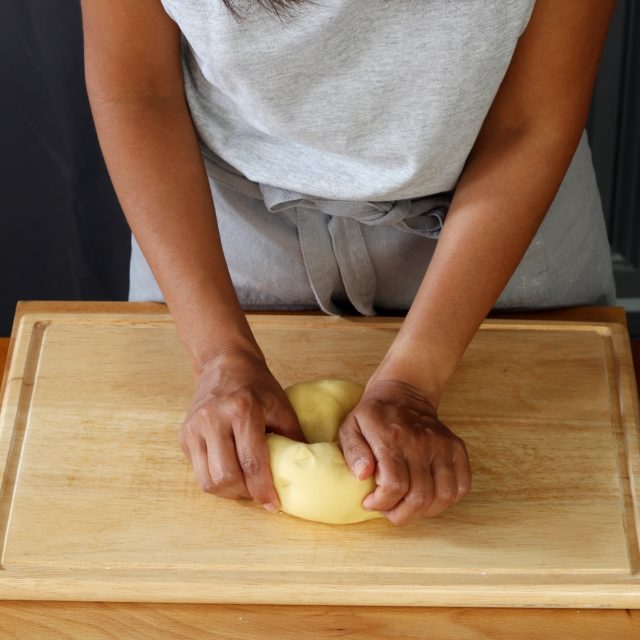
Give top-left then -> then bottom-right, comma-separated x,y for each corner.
6,299 -> 632,324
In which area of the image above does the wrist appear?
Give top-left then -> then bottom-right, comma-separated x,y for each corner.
194,340 -> 266,376
166,299 -> 264,377
369,340 -> 457,409
185,323 -> 265,377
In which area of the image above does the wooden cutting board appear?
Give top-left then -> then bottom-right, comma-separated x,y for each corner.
1,307 -> 639,607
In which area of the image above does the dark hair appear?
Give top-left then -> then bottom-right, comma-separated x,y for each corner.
221,0 -> 314,21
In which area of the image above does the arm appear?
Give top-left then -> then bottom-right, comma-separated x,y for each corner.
373,0 -> 617,404
339,0 -> 617,524
81,0 -> 303,510
81,0 -> 258,369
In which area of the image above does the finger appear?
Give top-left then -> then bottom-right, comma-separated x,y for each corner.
233,412 -> 281,511
423,459 -> 458,517
268,396 -> 306,442
189,436 -> 216,495
384,460 -> 435,526
452,439 -> 472,501
338,414 -> 375,481
362,448 -> 410,512
178,428 -> 192,464
204,429 -> 250,500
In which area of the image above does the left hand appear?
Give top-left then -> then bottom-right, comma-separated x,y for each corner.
338,378 -> 471,525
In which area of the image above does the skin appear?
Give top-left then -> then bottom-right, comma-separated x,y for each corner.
81,0 -> 616,526
178,348 -> 304,511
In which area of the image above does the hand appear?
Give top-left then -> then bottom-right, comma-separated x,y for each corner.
178,348 -> 305,511
338,379 -> 471,525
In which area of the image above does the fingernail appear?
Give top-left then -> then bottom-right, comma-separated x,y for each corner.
263,502 -> 279,513
353,459 -> 367,479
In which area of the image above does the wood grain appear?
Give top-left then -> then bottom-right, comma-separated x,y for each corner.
0,302 -> 639,638
0,601 -> 638,640
1,309 -> 639,606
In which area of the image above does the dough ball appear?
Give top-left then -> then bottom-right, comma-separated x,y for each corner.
267,434 -> 380,524
267,378 -> 382,525
284,378 -> 365,443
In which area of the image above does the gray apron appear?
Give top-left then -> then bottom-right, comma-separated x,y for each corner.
130,130 -> 616,314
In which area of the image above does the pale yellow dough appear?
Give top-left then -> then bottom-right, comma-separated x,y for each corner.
266,379 -> 382,525
284,379 -> 365,443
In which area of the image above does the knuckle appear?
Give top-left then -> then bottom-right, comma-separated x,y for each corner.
437,485 -> 456,503
199,479 -> 217,494
375,424 -> 406,447
457,477 -> 472,498
433,445 -> 453,465
383,478 -> 408,497
181,418 -> 201,440
226,391 -> 254,418
406,491 -> 432,509
419,423 -> 436,439
195,404 -> 215,424
239,455 -> 262,477
210,469 -> 237,489
386,421 -> 405,438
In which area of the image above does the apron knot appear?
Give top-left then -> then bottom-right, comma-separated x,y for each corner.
258,183 -> 452,316
202,150 -> 452,316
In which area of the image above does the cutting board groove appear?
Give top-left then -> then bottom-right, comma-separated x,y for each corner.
602,332 -> 640,575
0,320 -> 48,567
1,310 -> 639,607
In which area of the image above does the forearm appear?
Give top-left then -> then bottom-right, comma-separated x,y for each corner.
371,0 -> 615,407
89,96 -> 261,372
373,124 -> 584,406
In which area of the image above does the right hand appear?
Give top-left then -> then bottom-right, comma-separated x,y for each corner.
178,348 -> 305,511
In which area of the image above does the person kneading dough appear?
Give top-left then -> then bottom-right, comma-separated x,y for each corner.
266,379 -> 382,524
82,0 -> 615,526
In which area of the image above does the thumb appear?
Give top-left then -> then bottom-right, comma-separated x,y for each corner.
338,414 -> 376,481
268,395 -> 307,442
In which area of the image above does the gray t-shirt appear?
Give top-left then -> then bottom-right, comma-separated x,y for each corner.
159,0 -> 535,201
134,0 -> 615,313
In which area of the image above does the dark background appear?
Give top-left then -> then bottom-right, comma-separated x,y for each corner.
1,0 -> 639,337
